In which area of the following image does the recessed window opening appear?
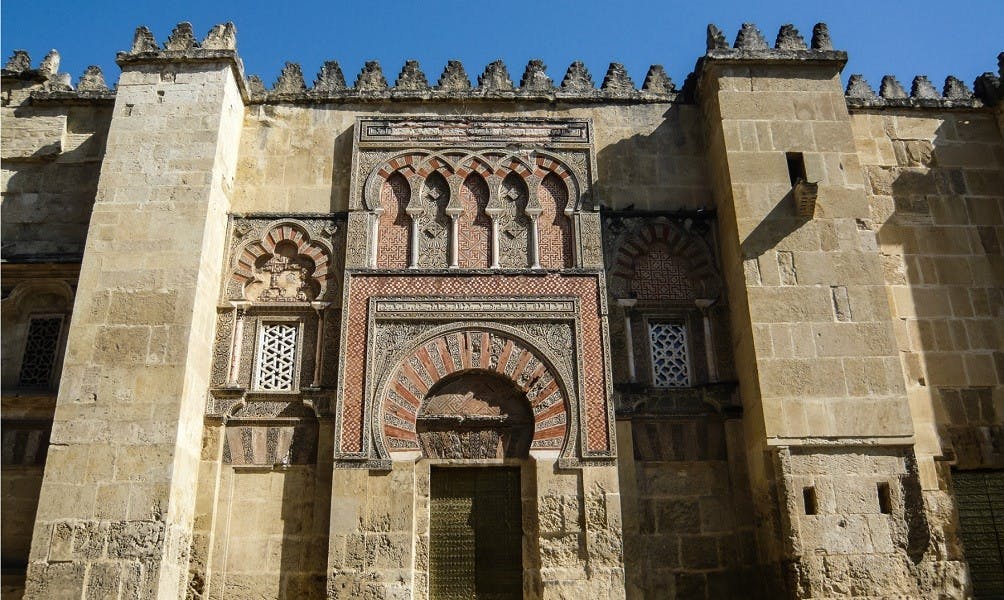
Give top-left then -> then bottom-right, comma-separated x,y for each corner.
786,152 -> 806,187
877,482 -> 893,514
803,486 -> 818,515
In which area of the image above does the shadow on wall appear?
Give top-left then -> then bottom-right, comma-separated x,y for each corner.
739,190 -> 812,260
2,106 -> 111,261
276,420 -> 332,599
326,102 -> 713,214
870,111 -> 1004,592
593,104 -> 713,212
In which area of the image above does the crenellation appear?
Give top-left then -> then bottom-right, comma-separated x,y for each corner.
4,49 -> 32,73
245,74 -> 266,96
910,75 -> 940,100
77,65 -> 109,92
131,26 -> 159,54
519,58 -> 554,92
353,60 -> 388,93
600,62 -> 637,97
641,64 -> 674,94
163,21 -> 199,51
943,75 -> 973,100
846,74 -> 878,99
734,23 -> 769,51
880,75 -> 908,99
774,24 -> 807,51
393,60 -> 429,92
201,22 -> 237,51
560,60 -> 596,93
810,22 -> 833,51
38,50 -> 59,78
313,60 -> 346,91
271,61 -> 307,94
435,59 -> 470,92
476,59 -> 514,93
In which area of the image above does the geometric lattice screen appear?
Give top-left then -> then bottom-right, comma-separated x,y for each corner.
18,315 -> 64,388
254,323 -> 297,391
648,322 -> 690,388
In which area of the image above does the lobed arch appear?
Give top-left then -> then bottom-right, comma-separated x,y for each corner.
230,220 -> 334,301
364,149 -> 586,212
609,220 -> 722,301
372,325 -> 573,460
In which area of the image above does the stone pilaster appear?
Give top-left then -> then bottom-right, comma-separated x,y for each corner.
697,22 -> 961,598
24,23 -> 245,599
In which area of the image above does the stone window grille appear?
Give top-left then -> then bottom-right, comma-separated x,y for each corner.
648,322 -> 690,388
18,315 -> 65,389
253,322 -> 298,391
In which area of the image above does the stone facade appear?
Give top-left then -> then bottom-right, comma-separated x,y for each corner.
1,19 -> 1001,600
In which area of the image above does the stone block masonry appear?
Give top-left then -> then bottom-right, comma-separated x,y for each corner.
0,18 -> 1000,600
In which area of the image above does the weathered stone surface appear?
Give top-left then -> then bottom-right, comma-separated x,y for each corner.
3,18 -> 999,600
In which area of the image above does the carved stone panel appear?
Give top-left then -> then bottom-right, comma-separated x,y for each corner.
416,173 -> 450,268
498,173 -> 531,268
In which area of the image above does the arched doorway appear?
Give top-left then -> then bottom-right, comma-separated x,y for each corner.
417,371 -> 532,460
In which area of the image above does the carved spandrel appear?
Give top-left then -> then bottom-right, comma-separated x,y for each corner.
416,173 -> 450,269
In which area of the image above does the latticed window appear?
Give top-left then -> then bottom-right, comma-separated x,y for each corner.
254,323 -> 298,391
18,315 -> 65,389
648,322 -> 690,388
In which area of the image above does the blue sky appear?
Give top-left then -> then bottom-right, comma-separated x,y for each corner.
2,1 -> 1002,94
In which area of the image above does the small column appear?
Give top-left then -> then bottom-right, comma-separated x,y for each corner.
695,298 -> 718,382
449,214 -> 460,268
489,216 -> 501,268
569,212 -> 580,268
369,211 -> 381,268
310,301 -> 330,387
227,301 -> 249,387
529,215 -> 542,269
408,217 -> 420,268
617,298 -> 638,383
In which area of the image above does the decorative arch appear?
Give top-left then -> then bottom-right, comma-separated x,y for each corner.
375,328 -> 570,458
532,153 -> 581,209
610,220 -> 721,301
231,221 -> 333,302
364,150 -> 430,210
537,173 -> 574,269
1,280 -> 75,313
377,172 -> 411,269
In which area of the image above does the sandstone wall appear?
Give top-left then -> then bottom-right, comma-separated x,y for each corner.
23,54 -> 246,598
232,103 -> 710,214
617,419 -> 755,599
852,108 -> 1004,473
1,81 -> 110,260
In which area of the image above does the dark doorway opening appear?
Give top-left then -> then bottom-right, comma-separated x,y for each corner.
429,467 -> 523,599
